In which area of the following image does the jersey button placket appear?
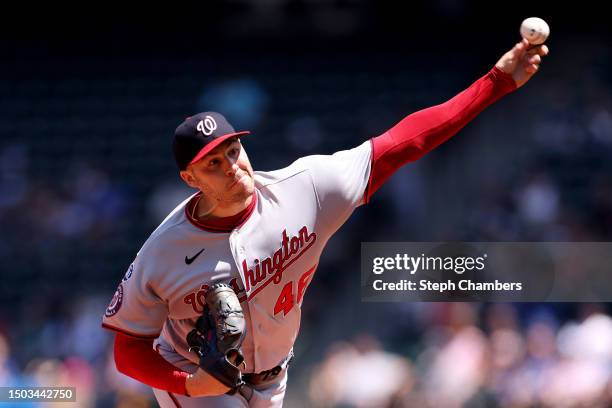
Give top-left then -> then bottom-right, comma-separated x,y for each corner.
229,231 -> 242,262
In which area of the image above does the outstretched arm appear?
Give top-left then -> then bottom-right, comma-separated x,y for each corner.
365,40 -> 549,201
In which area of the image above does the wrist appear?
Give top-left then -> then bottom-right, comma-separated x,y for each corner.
185,371 -> 203,397
489,66 -> 518,92
184,368 -> 231,397
184,373 -> 194,397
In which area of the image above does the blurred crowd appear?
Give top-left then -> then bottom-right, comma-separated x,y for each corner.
306,303 -> 612,408
0,296 -> 153,408
1,13 -> 611,407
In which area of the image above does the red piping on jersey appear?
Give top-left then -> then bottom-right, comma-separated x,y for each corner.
102,323 -> 160,340
185,191 -> 257,232
114,333 -> 189,395
363,138 -> 375,204
364,66 -> 516,201
167,392 -> 182,407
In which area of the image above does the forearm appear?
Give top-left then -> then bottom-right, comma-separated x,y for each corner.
365,66 -> 516,200
114,334 -> 189,395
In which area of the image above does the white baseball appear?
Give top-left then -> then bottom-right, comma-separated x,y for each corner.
520,17 -> 550,45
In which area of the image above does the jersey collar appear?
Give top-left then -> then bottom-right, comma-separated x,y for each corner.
185,191 -> 257,233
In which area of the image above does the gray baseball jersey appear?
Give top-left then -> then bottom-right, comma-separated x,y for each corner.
102,140 -> 372,376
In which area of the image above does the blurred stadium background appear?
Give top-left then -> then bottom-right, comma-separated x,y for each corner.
1,1 -> 611,407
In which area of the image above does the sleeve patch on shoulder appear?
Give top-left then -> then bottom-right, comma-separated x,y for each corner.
105,283 -> 124,317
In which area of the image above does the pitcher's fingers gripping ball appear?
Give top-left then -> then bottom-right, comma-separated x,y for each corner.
187,283 -> 247,392
517,17 -> 551,75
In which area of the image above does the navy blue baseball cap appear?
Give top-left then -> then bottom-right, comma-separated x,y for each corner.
173,112 -> 251,170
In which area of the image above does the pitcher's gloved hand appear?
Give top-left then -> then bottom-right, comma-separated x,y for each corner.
186,283 -> 247,393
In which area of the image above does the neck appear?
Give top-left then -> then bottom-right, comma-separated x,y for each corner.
195,194 -> 253,220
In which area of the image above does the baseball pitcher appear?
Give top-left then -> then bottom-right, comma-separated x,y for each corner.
102,39 -> 549,407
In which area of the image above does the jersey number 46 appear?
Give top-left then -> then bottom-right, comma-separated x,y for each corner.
274,265 -> 316,316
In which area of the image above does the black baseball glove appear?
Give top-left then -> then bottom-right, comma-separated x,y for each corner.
187,283 -> 247,391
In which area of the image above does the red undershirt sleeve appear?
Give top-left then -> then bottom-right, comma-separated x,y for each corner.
114,333 -> 189,395
364,66 -> 516,202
